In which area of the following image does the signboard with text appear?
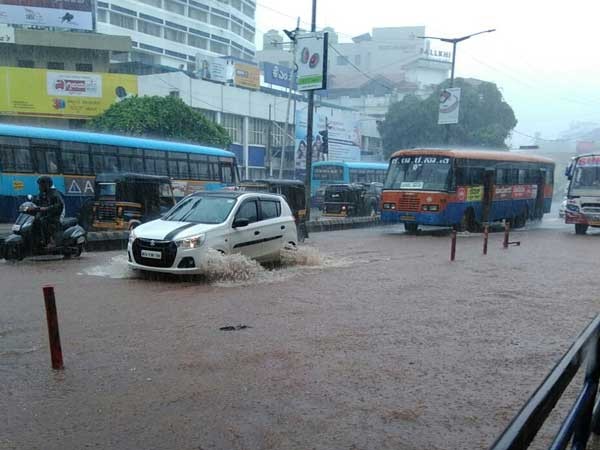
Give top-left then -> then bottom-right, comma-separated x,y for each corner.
234,62 -> 260,90
0,0 -> 93,30
296,31 -> 328,91
199,56 -> 233,84
0,67 -> 137,119
262,61 -> 296,89
438,87 -> 461,125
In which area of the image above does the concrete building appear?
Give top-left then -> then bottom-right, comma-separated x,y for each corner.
0,28 -> 131,73
95,0 -> 257,70
257,26 -> 451,118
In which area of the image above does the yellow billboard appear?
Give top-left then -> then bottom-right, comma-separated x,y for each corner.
0,67 -> 137,119
234,62 -> 260,90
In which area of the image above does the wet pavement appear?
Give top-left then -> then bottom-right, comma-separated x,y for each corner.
2,216 -> 600,450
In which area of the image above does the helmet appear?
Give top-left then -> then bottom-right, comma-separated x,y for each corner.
37,175 -> 53,186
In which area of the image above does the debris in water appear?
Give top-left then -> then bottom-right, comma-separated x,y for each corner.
219,325 -> 252,331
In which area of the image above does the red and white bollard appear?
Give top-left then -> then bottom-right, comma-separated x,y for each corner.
43,286 -> 64,370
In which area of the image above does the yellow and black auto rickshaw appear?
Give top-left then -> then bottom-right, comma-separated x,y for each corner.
239,179 -> 308,241
82,173 -> 176,231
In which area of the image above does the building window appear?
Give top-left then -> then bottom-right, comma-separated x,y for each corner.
230,22 -> 242,36
188,34 -> 208,49
230,48 -> 241,58
336,55 -> 348,65
249,118 -> 268,145
354,54 -> 361,65
139,13 -> 162,23
110,12 -> 135,30
242,27 -> 254,42
231,0 -> 241,10
164,0 -> 185,14
138,20 -> 162,36
17,60 -> 34,68
188,7 -> 207,22
76,63 -> 93,72
137,0 -> 161,7
169,90 -> 180,98
47,61 -> 64,70
210,13 -> 228,29
221,113 -> 243,143
97,8 -> 107,22
165,28 -> 186,43
210,41 -> 228,55
242,2 -> 254,18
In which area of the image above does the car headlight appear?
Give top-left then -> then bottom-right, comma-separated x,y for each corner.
128,228 -> 136,243
175,234 -> 205,249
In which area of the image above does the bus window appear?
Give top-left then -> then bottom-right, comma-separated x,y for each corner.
518,169 -> 526,184
220,159 -> 234,184
91,144 -> 118,173
208,156 -> 220,181
0,137 -> 33,172
189,154 -> 210,180
31,139 -> 59,174
61,141 -> 91,175
168,152 -> 189,179
118,147 -> 144,173
496,169 -> 504,185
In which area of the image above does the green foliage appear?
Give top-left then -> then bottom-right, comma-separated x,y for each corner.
87,96 -> 231,148
378,78 -> 517,159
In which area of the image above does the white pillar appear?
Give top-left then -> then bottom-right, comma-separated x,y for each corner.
243,116 -> 249,180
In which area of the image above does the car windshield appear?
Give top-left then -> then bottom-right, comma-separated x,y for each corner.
162,195 -> 236,224
384,156 -> 452,191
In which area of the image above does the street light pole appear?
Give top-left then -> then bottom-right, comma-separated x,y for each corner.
418,29 -> 495,144
304,0 -> 317,222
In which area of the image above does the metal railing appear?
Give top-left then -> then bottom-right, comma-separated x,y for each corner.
490,315 -> 600,450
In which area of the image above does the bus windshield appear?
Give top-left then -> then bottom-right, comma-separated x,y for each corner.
571,158 -> 600,196
384,156 -> 452,191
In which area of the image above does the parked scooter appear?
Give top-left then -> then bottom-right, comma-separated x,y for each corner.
2,199 -> 87,261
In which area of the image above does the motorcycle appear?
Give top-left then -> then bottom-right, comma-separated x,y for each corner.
1,200 -> 87,261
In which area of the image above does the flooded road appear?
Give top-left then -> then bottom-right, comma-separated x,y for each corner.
2,220 -> 600,450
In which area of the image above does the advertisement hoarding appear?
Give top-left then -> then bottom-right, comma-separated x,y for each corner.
234,62 -> 260,90
0,0 -> 93,30
199,56 -> 234,84
295,104 -> 361,170
262,61 -> 296,89
438,87 -> 461,125
0,67 -> 137,119
296,31 -> 328,91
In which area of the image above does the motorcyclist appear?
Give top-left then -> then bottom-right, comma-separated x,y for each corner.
30,176 -> 64,248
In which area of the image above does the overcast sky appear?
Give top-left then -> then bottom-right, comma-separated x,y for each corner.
255,0 -> 600,145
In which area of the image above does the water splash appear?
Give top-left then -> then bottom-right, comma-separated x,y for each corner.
79,254 -> 134,279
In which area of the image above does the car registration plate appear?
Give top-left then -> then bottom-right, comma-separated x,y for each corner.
401,215 -> 416,221
141,249 -> 162,259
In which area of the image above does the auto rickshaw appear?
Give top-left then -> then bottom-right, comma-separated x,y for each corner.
81,173 -> 176,231
322,183 -> 369,217
239,179 -> 308,241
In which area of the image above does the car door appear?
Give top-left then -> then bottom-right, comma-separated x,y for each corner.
229,197 -> 264,260
258,197 -> 286,258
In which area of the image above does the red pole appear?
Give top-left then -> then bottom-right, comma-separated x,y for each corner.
450,230 -> 457,261
483,225 -> 489,255
43,286 -> 64,370
503,221 -> 510,249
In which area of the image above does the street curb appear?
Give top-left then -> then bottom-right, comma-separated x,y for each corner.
1,216 -> 383,253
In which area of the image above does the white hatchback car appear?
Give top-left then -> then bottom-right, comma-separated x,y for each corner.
127,191 -> 298,274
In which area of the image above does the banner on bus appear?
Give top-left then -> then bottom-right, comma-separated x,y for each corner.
0,67 -> 137,119
438,87 -> 461,125
0,0 -> 93,30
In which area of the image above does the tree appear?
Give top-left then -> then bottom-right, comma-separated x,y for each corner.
378,78 -> 517,159
87,96 -> 231,147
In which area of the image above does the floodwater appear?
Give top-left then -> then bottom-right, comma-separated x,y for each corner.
2,221 -> 600,450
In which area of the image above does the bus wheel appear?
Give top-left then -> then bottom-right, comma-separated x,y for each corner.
513,207 -> 528,229
404,223 -> 418,234
575,224 -> 588,235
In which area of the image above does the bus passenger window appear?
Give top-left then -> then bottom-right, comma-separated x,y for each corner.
518,169 -> 526,184
220,163 -> 233,183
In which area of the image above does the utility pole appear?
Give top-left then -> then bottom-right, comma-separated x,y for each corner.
418,29 -> 495,145
304,0 -> 317,221
280,17 -> 300,179
267,103 -> 273,177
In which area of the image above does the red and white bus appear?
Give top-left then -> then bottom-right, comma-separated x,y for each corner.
381,149 -> 555,232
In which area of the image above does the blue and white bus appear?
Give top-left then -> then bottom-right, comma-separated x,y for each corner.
311,161 -> 388,195
0,124 -> 239,222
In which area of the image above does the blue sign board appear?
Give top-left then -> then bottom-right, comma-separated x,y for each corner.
262,62 -> 296,89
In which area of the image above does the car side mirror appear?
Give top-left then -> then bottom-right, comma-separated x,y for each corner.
233,218 -> 250,228
27,194 -> 33,201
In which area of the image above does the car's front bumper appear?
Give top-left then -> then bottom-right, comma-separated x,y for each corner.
127,241 -> 206,274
